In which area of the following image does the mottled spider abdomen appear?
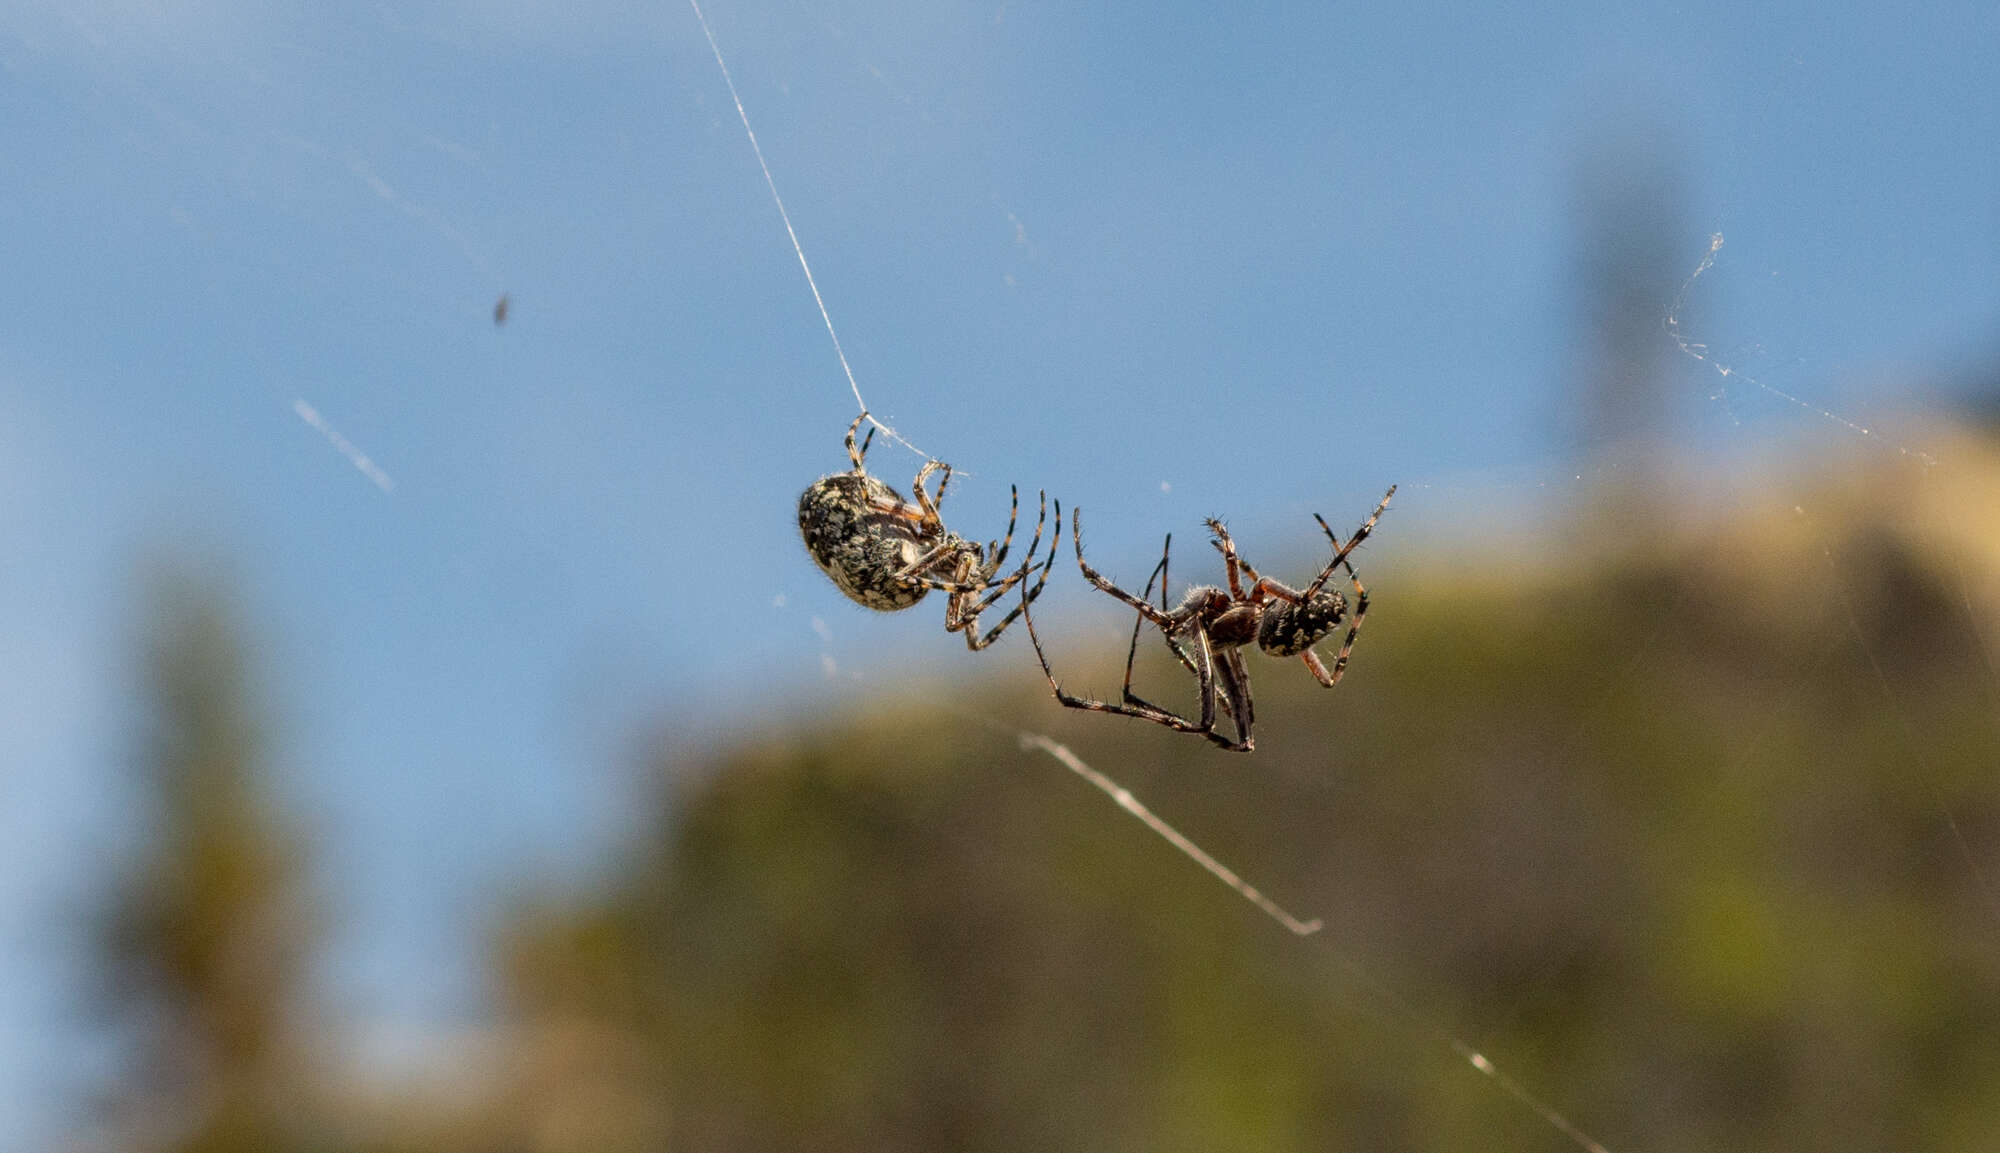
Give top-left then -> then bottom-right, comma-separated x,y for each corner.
798,472 -> 933,611
1257,591 -> 1348,657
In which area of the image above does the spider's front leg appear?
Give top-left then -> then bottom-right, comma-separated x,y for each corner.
1207,524 -> 1308,610
843,411 -> 875,469
1019,565 -> 1250,752
1080,514 -> 1240,732
1032,532 -> 1248,756
1070,509 -> 1180,634
949,496 -> 1062,651
1121,535 -> 1211,714
1122,535 -> 1173,704
1204,519 -> 1251,599
909,459 -> 955,532
1217,647 -> 1255,741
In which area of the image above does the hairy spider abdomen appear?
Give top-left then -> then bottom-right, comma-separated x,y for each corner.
798,473 -> 931,611
1258,592 -> 1347,656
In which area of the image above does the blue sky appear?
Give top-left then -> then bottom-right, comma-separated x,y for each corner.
2,0 -> 1995,1142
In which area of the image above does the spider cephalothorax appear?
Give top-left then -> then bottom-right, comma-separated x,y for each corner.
798,412 -> 1059,649
1024,487 -> 1394,751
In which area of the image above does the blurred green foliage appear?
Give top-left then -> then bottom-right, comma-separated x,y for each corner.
490,436 -> 2000,1152
97,572 -> 318,1153
89,439 -> 2000,1152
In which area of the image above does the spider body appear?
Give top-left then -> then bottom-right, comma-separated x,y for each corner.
1024,487 -> 1394,752
798,413 -> 1059,649
1168,586 -> 1261,650
797,469 -> 938,610
1256,586 -> 1350,657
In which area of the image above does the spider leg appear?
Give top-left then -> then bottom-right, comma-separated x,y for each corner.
1020,579 -> 1250,752
1185,630 -> 1251,750
918,485 -> 1049,595
956,497 -> 1063,651
1208,523 -> 1308,613
1216,548 -> 1296,608
900,482 -> 1031,589
1303,485 -> 1395,599
991,487 -> 1052,591
983,485 -> 1023,576
844,411 -> 874,469
895,535 -> 965,582
1097,523 -> 1240,719
866,489 -> 932,524
910,460 -> 953,534
1302,567 -> 1371,688
1219,647 -> 1255,744
1071,509 -> 1179,633
1122,535 -> 1172,704
1301,648 -> 1333,686
1204,518 -> 1249,599
1186,628 -> 1219,732
1248,575 -> 1306,605
1108,613 -> 1241,749
1114,538 -> 1218,713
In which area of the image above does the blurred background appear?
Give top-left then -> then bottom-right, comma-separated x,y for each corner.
4,1 -> 1998,1149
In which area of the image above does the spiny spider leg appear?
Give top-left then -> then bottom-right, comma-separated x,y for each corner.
1023,511 -> 1251,752
1220,646 -> 1254,734
982,484 -> 1021,574
843,411 -> 875,469
1121,535 -> 1196,714
908,486 -> 1047,595
1303,485 -> 1395,599
1209,518 -> 1325,610
956,491 -> 1053,607
1021,585 -> 1248,752
910,459 -> 953,530
1070,509 -> 1180,634
1310,570 -> 1370,688
953,498 -> 1063,651
1089,512 -> 1233,722
1204,519 -> 1250,599
1302,648 -> 1335,685
1121,537 -> 1171,698
1207,527 -> 1297,606
1119,535 -> 1222,718
1187,626 -> 1221,734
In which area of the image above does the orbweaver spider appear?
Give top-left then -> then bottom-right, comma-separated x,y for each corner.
798,413 -> 1060,650
1022,488 -> 1394,752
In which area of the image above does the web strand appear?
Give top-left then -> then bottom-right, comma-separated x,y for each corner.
292,398 -> 394,493
992,716 -> 1619,1153
1014,729 -> 1323,936
686,0 -> 929,462
1666,233 -> 1935,467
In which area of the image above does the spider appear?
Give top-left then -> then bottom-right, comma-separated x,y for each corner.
798,412 -> 1060,650
1022,487 -> 1395,752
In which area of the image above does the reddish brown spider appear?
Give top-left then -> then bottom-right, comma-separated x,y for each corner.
1023,488 -> 1393,751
